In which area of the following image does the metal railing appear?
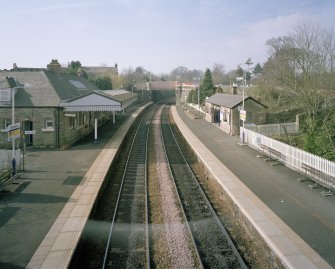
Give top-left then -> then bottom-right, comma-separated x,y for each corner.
241,128 -> 335,191
245,122 -> 298,136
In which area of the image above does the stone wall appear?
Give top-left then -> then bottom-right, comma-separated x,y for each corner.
0,107 -> 57,148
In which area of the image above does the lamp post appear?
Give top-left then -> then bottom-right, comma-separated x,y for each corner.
11,84 -> 20,176
237,64 -> 246,143
194,75 -> 202,118
237,58 -> 252,144
9,79 -> 30,176
198,85 -> 200,117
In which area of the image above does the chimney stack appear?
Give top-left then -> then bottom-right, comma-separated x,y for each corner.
47,59 -> 61,74
232,84 -> 238,95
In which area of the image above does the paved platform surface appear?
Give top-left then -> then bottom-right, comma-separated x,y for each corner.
175,105 -> 335,268
0,106 -> 140,269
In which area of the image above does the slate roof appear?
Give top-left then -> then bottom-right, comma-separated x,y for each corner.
101,89 -> 137,102
44,71 -> 98,101
0,71 -> 60,107
206,93 -> 267,109
0,70 -> 138,110
205,93 -> 247,108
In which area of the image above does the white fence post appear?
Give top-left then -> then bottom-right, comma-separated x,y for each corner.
241,127 -> 335,190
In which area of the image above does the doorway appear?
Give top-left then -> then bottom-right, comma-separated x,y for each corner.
23,120 -> 33,146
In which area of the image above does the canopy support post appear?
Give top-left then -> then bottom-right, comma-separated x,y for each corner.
94,118 -> 98,144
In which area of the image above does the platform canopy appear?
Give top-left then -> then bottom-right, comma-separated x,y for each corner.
60,90 -> 137,112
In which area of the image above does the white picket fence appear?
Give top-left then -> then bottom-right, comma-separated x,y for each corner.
0,149 -> 21,170
241,128 -> 335,190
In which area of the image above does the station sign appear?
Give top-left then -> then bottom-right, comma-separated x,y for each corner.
64,113 -> 76,117
240,110 -> 246,121
8,123 -> 20,131
8,128 -> 21,140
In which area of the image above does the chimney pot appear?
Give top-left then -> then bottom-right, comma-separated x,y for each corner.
47,59 -> 61,74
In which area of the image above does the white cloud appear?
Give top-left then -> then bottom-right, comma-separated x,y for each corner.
0,1 -> 111,18
222,6 -> 335,69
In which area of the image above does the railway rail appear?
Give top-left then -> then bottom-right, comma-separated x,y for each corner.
161,105 -> 247,269
70,103 -> 248,268
101,106 -> 152,268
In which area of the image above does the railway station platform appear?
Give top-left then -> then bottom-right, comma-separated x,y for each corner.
0,103 -> 150,269
1,102 -> 333,269
172,105 -> 334,269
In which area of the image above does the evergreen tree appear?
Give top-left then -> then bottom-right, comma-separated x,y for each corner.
192,89 -> 198,104
94,76 -> 113,90
187,90 -> 194,103
65,60 -> 88,78
200,68 -> 214,102
253,63 -> 263,77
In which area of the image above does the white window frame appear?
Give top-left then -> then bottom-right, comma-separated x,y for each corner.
42,117 -> 54,131
4,118 -> 11,128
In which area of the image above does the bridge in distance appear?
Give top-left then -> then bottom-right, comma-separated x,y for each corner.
135,80 -> 179,91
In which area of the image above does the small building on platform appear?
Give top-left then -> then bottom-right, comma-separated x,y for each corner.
205,93 -> 267,135
0,60 -> 137,149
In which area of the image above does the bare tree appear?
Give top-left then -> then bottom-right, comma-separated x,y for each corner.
211,63 -> 225,85
264,23 -> 335,131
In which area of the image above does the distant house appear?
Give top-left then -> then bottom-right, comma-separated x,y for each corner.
205,93 -> 267,135
180,82 -> 196,103
83,64 -> 118,77
0,60 -> 136,149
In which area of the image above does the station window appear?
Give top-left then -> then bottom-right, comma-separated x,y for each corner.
4,118 -> 11,128
42,117 -> 54,132
221,111 -> 227,122
68,117 -> 75,129
45,118 -> 54,129
44,118 -> 54,129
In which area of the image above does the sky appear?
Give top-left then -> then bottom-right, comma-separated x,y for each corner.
1,0 -> 335,75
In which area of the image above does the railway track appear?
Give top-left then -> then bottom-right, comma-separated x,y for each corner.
101,106 -> 152,268
161,105 -> 248,269
70,103 -> 249,268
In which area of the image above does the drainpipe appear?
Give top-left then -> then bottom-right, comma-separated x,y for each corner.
55,109 -> 60,148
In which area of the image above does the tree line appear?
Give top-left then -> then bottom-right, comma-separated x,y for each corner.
65,22 -> 335,160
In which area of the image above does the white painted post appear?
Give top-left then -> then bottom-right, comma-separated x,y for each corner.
94,118 -> 98,143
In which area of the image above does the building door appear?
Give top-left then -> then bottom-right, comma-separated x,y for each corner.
23,120 -> 33,146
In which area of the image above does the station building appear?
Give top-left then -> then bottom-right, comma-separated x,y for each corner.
0,60 -> 137,149
205,93 -> 267,135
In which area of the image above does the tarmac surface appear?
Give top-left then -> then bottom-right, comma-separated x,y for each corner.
0,112 -> 131,269
0,102 -> 334,268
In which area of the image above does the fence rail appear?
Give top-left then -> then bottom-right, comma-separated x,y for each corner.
245,122 -> 298,136
241,128 -> 335,191
0,149 -> 21,170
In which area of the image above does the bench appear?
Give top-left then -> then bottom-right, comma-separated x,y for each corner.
258,144 -> 286,166
298,163 -> 335,197
0,169 -> 12,184
0,169 -> 21,191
